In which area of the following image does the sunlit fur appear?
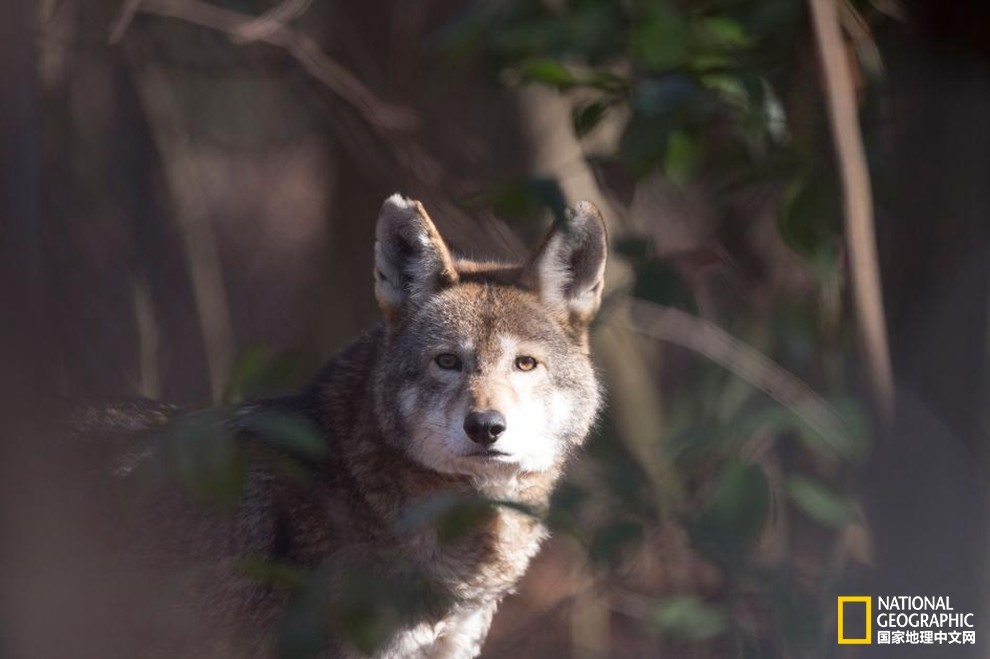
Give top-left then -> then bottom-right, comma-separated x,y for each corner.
384,284 -> 599,491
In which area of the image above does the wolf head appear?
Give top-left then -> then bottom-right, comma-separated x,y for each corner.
371,194 -> 607,483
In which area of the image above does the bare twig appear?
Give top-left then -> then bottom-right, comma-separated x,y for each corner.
130,275 -> 161,399
108,0 -> 142,43
619,299 -> 855,457
571,586 -> 610,658
109,0 -> 416,133
838,0 -> 883,77
230,0 -> 311,43
808,0 -> 894,424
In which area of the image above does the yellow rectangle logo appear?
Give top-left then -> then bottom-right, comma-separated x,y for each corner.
837,596 -> 872,644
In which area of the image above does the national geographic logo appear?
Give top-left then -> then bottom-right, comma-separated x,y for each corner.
837,596 -> 871,644
837,595 -> 977,646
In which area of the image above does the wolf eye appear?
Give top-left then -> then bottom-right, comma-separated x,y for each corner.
435,353 -> 462,370
514,356 -> 538,372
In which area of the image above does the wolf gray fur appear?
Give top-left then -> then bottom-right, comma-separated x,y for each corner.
105,195 -> 608,658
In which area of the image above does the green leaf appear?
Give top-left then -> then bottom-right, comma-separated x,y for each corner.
696,17 -> 753,51
787,475 -> 854,527
631,6 -> 690,71
652,595 -> 727,640
664,130 -> 702,185
701,73 -> 749,111
573,101 -> 610,138
223,346 -> 273,403
582,70 -> 628,94
514,58 -> 576,89
704,462 -> 770,537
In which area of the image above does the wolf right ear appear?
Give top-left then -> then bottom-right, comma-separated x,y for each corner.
523,201 -> 608,330
374,194 -> 458,323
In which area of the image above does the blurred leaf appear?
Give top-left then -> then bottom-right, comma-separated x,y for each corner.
787,475 -> 854,527
664,130 -> 703,185
277,598 -> 327,659
224,346 -> 310,403
240,410 -> 328,461
397,494 -> 537,544
514,58 -> 576,89
695,17 -> 753,51
701,73 -> 750,111
582,70 -> 628,94
590,520 -> 644,565
573,101 -> 610,138
224,346 -> 271,403
170,410 -> 246,510
488,5 -> 623,63
547,481 -> 588,535
633,74 -> 704,119
239,556 -> 307,590
489,176 -> 567,223
327,560 -> 443,655
652,595 -> 727,640
585,424 -> 666,520
829,395 -> 872,447
631,5 -> 690,71
619,114 -> 672,175
703,461 -> 770,537
619,75 -> 712,176
730,401 -> 865,463
778,172 -> 841,268
664,423 -> 722,463
335,603 -> 389,655
691,461 -> 770,565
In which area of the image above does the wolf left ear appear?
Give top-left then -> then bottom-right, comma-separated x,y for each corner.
523,201 -> 608,329
374,194 -> 458,322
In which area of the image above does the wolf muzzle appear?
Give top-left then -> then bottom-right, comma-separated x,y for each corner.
463,410 -> 506,446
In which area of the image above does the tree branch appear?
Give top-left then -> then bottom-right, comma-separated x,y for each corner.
808,0 -> 894,423
109,0 -> 416,133
620,300 -> 856,457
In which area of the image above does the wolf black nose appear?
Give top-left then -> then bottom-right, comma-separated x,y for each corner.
464,410 -> 506,445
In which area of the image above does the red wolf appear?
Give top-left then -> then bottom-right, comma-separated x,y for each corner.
94,195 -> 608,658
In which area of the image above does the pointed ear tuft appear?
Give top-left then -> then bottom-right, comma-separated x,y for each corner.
374,194 -> 457,321
523,201 -> 608,329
